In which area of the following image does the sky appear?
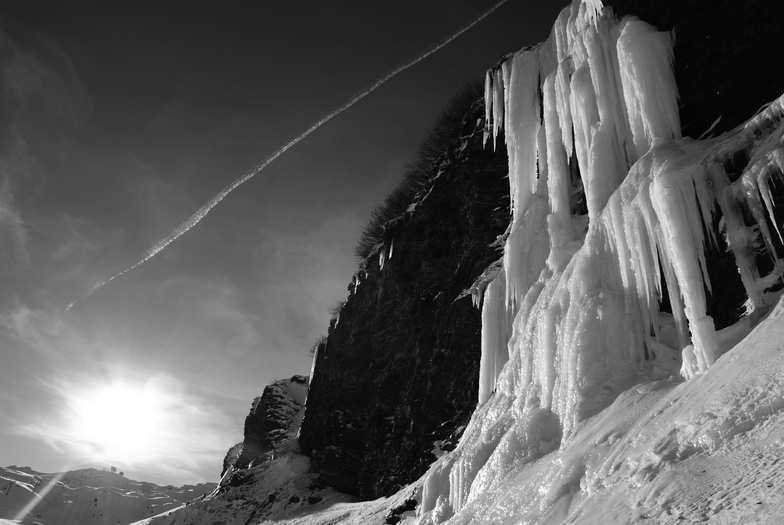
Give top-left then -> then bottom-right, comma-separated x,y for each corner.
0,0 -> 564,486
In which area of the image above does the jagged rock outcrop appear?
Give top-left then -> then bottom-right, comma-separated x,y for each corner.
228,375 -> 308,474
220,442 -> 243,477
299,96 -> 511,499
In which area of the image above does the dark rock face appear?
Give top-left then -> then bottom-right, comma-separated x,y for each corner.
299,100 -> 511,499
231,376 -> 309,472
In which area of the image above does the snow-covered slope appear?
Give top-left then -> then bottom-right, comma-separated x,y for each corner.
0,466 -> 215,525
135,303 -> 784,524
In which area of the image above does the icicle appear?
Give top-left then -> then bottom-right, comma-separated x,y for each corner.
573,14 -> 637,220
502,199 -> 550,309
543,73 -> 572,271
492,68 -> 505,148
583,0 -> 604,24
484,70 -> 493,147
552,8 -> 575,158
587,16 -> 636,168
616,18 -> 681,159
421,457 -> 455,519
555,60 -> 574,158
738,138 -> 784,256
478,271 -> 512,406
501,48 -> 552,308
647,143 -> 717,376
504,50 -> 542,222
569,64 -> 598,192
709,164 -> 763,310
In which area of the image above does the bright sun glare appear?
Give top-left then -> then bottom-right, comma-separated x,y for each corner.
69,381 -> 171,463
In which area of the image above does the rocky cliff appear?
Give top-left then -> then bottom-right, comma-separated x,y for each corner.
298,90 -> 512,499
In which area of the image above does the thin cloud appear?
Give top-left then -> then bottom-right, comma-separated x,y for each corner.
0,303 -> 62,358
0,173 -> 29,273
0,21 -> 92,277
0,19 -> 91,124
158,274 -> 263,357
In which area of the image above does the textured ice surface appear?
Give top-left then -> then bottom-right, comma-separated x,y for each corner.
434,0 -> 784,521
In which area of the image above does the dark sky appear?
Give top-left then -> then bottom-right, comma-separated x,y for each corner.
0,0 -> 564,485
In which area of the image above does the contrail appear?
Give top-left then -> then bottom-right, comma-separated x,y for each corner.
67,0 -> 510,311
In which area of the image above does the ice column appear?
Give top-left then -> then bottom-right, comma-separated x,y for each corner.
478,271 -> 513,406
617,18 -> 681,158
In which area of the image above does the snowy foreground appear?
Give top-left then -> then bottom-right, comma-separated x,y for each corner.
136,306 -> 784,524
142,0 -> 784,523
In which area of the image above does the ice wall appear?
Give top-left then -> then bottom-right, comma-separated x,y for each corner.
423,0 -> 784,520
477,0 -> 682,413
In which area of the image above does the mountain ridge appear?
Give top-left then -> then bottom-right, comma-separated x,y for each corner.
0,465 -> 215,525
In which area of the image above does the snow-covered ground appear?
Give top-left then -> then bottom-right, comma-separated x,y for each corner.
132,297 -> 784,525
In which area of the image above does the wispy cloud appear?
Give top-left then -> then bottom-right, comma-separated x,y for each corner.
0,19 -> 91,124
0,21 -> 93,279
0,303 -> 63,358
0,171 -> 29,273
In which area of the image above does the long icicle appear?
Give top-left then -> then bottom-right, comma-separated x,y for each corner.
67,0 -> 512,311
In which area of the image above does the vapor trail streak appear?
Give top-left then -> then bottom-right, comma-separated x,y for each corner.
68,0 -> 510,310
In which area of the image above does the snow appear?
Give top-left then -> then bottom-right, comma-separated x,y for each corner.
145,299 -> 784,525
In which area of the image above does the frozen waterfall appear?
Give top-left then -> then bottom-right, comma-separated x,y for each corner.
423,0 -> 784,521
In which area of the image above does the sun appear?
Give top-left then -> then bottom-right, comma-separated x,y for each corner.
68,381 -> 169,463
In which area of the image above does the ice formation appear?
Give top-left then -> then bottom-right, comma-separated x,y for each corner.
423,0 -> 784,521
